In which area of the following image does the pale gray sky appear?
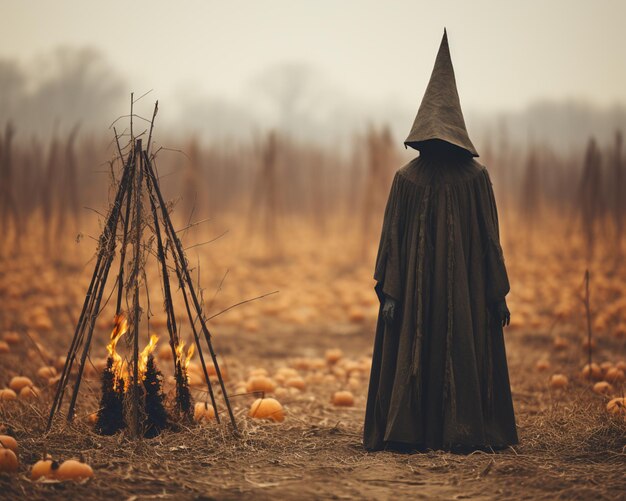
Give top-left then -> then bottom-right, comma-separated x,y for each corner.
2,1 -> 624,110
1,1 -> 625,148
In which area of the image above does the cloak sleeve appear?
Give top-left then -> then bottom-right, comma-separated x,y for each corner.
479,169 -> 510,304
374,172 -> 403,303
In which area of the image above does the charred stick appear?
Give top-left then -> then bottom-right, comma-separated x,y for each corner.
143,151 -> 237,432
145,170 -> 179,365
47,153 -> 134,430
130,139 -> 143,437
146,101 -> 158,157
115,144 -> 135,315
145,177 -> 220,422
65,157 -> 133,422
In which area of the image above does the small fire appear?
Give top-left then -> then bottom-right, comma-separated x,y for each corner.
106,313 -> 128,385
175,341 -> 195,372
138,334 -> 159,379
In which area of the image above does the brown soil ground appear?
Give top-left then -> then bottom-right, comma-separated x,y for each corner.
1,225 -> 625,500
1,320 -> 625,501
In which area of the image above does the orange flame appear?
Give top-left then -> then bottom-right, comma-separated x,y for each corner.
106,313 -> 128,386
138,334 -> 159,379
175,341 -> 195,375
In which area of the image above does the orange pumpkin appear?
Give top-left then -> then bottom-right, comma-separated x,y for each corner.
581,363 -> 602,380
19,386 -> 40,400
249,398 -> 284,422
9,376 -> 34,392
332,391 -> 355,407
193,402 -> 216,422
0,435 -> 17,453
605,368 -> 625,383
553,337 -> 569,350
55,459 -> 94,481
3,332 -> 20,345
0,448 -> 18,473
285,377 -> 306,391
246,376 -> 276,394
0,388 -> 17,401
31,459 -> 58,480
325,349 -> 343,364
0,341 -> 10,354
550,374 -> 568,389
607,397 -> 626,417
592,381 -> 612,395
37,366 -> 57,379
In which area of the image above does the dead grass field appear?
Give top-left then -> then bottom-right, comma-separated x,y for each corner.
1,221 -> 625,500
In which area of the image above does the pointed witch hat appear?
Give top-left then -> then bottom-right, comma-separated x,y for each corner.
405,29 -> 478,157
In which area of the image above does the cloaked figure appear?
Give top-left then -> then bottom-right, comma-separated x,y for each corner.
364,30 -> 518,452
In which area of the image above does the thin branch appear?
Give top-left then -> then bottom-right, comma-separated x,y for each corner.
109,113 -> 152,129
133,88 -> 154,104
184,230 -> 229,251
207,269 -> 229,313
206,290 -> 279,322
175,217 -> 212,234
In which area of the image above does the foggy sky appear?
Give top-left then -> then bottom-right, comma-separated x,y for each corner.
2,1 -> 625,111
1,1 -> 625,149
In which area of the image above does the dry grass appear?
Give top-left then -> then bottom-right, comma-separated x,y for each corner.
1,218 -> 626,500
1,324 -> 625,501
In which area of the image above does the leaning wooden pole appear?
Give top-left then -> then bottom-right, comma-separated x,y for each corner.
143,150 -> 238,432
145,170 -> 220,421
115,143 -> 135,315
130,139 -> 143,437
47,154 -> 133,430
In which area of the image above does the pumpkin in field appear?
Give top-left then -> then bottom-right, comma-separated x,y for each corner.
0,341 -> 10,354
37,366 -> 57,379
581,363 -> 602,380
600,361 -> 614,373
581,338 -> 597,350
193,402 -> 216,422
325,349 -> 343,364
9,376 -> 34,392
0,435 -> 17,453
19,386 -> 40,400
31,459 -> 58,480
246,376 -> 276,394
54,356 -> 67,370
285,377 -> 306,391
607,397 -> 626,417
0,448 -> 18,473
3,332 -> 20,345
535,359 -> 550,371
549,374 -> 568,389
592,381 -> 612,395
604,368 -> 625,383
55,459 -> 94,481
249,398 -> 284,422
0,388 -> 17,401
332,391 -> 355,407
553,336 -> 569,350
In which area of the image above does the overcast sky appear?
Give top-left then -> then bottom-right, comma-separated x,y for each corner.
2,1 -> 625,112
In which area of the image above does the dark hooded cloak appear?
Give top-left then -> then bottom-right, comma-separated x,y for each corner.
364,30 -> 518,451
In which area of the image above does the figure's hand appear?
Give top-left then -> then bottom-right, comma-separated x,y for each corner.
382,296 -> 397,325
494,299 -> 510,327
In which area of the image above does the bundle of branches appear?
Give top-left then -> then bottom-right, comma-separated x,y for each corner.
95,358 -> 125,435
47,96 -> 238,438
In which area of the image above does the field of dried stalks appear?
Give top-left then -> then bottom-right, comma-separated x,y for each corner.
0,208 -> 625,500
